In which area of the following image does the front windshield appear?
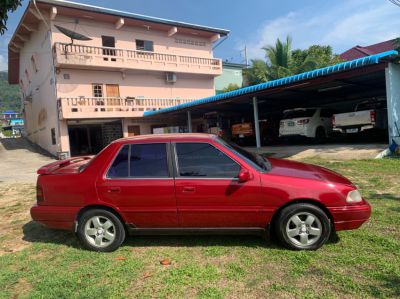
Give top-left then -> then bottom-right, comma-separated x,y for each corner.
216,137 -> 271,172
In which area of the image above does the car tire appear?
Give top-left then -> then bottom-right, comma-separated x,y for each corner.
77,209 -> 126,252
275,203 -> 331,250
315,127 -> 326,143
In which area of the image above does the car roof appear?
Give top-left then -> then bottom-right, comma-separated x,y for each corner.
113,133 -> 217,144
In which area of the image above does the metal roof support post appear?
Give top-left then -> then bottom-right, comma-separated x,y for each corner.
385,62 -> 400,146
187,110 -> 192,133
253,96 -> 261,148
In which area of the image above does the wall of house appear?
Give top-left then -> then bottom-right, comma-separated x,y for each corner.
215,65 -> 244,93
51,16 -> 213,58
19,20 -> 60,156
56,69 -> 215,99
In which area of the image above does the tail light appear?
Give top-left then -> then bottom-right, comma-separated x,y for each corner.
332,116 -> 336,128
370,111 -> 376,123
297,119 -> 310,125
36,185 -> 44,202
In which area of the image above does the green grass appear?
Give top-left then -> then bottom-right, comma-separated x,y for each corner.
0,158 -> 399,298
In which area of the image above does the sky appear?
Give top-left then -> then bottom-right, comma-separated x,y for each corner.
0,0 -> 399,71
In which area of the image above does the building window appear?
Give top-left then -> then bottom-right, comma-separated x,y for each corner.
51,128 -> 56,145
136,40 -> 154,52
92,84 -> 103,97
31,54 -> 39,72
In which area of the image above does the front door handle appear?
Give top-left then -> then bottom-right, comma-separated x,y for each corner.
108,187 -> 121,193
182,186 -> 196,193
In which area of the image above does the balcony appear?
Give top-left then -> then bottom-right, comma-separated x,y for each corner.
58,97 -> 193,119
53,43 -> 222,75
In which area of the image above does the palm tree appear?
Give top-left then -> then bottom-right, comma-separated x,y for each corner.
262,36 -> 293,80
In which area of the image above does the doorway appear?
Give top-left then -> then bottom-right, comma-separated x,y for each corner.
106,84 -> 120,106
68,125 -> 103,156
101,36 -> 116,61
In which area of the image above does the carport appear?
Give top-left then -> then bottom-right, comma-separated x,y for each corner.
144,50 -> 400,149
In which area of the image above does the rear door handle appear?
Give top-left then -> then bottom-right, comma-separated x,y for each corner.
182,186 -> 196,193
108,187 -> 121,193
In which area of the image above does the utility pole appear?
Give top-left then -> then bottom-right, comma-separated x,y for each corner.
244,45 -> 249,67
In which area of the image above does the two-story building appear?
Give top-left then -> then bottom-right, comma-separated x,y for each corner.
8,0 -> 229,157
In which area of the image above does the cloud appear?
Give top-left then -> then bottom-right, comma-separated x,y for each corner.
0,54 -> 7,71
241,0 -> 400,59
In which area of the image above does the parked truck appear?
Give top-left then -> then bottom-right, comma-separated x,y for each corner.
332,99 -> 387,134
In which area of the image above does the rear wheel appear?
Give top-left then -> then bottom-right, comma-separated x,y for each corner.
77,209 -> 126,252
275,203 -> 331,250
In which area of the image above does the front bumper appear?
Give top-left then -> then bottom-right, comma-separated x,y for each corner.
30,204 -> 81,231
329,200 -> 371,231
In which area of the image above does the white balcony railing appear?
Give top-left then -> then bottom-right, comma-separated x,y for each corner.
58,97 -> 193,119
53,43 -> 222,75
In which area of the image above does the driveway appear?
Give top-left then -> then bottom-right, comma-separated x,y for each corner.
0,138 -> 55,183
246,143 -> 387,160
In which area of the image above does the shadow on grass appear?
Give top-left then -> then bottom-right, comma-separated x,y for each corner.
368,193 -> 400,201
22,220 -> 340,250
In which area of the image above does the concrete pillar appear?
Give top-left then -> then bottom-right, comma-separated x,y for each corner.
58,119 -> 70,156
253,96 -> 261,148
187,110 -> 192,133
385,63 -> 400,145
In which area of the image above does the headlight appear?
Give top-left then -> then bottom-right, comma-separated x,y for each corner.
346,190 -> 362,203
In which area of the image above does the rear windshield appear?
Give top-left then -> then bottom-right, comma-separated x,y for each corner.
283,109 -> 316,119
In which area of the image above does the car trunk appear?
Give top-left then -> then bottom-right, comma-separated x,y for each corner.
37,156 -> 93,175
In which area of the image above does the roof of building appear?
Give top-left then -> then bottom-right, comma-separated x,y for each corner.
2,110 -> 18,114
340,39 -> 397,61
144,50 -> 398,117
36,0 -> 230,35
222,62 -> 248,69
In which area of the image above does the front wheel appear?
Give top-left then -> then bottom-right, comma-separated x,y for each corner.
275,203 -> 331,250
77,209 -> 126,252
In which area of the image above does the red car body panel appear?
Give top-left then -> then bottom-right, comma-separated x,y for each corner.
31,134 -> 371,233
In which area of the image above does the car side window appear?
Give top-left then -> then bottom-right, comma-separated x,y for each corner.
175,143 -> 240,178
107,143 -> 169,178
129,143 -> 169,177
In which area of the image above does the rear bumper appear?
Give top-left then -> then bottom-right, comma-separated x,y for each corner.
329,201 -> 371,231
279,126 -> 314,138
30,204 -> 81,231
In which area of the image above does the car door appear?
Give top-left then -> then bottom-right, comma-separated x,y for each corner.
96,142 -> 178,228
173,141 -> 266,228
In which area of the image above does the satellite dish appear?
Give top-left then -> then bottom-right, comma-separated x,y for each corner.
54,24 -> 92,58
54,25 -> 92,43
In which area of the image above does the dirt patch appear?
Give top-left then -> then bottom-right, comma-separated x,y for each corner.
0,183 -> 36,255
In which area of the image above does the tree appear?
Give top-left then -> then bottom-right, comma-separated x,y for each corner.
243,36 -> 342,85
262,36 -> 293,80
291,45 -> 342,73
0,0 -> 22,35
393,37 -> 400,52
243,59 -> 268,86
221,83 -> 241,93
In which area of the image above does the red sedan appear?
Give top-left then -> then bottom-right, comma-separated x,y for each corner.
31,134 -> 371,252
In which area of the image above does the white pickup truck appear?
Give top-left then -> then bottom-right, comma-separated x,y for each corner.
332,99 -> 387,134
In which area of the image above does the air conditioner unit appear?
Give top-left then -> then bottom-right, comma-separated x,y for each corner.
166,72 -> 177,83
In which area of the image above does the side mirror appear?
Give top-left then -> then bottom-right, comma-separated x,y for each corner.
238,168 -> 251,183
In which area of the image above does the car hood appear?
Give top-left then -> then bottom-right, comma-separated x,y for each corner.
266,158 -> 354,186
